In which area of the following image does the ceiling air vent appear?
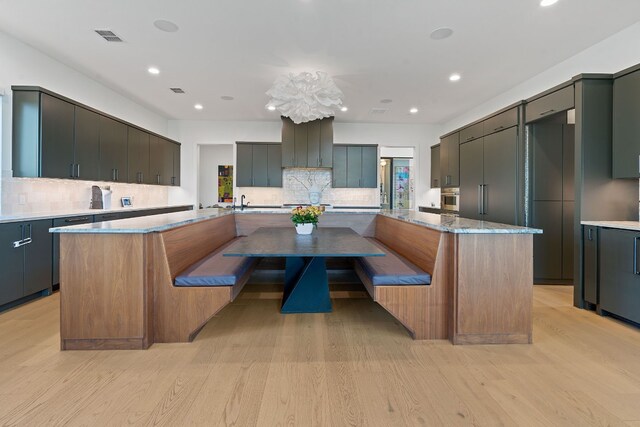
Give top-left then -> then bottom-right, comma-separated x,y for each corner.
170,88 -> 185,94
370,108 -> 388,114
95,30 -> 123,42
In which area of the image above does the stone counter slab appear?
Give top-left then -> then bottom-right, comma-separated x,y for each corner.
581,220 -> 640,232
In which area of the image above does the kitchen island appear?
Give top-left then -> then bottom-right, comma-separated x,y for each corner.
51,209 -> 541,349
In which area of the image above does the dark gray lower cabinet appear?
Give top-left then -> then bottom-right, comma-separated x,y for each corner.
599,228 -> 640,324
0,220 -> 52,306
583,225 -> 599,305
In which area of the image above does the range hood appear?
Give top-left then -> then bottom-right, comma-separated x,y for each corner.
281,117 -> 334,169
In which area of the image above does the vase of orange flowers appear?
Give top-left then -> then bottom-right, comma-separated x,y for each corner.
291,205 -> 322,235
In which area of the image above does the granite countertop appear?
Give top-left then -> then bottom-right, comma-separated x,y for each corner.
379,210 -> 543,234
236,207 -> 380,214
581,220 -> 640,231
50,208 -> 233,234
0,204 -> 193,224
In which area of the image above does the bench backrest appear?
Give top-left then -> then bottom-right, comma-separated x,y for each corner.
160,214 -> 237,279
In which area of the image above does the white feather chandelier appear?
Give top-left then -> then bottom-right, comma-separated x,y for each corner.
265,71 -> 344,124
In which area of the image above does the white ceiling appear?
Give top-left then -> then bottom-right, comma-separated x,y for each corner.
1,0 -> 639,124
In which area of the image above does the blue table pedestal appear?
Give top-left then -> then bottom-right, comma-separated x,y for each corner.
281,256 -> 332,313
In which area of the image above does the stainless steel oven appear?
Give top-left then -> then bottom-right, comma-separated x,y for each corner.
441,188 -> 459,213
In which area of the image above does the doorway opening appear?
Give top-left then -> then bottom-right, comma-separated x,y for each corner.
379,147 -> 415,210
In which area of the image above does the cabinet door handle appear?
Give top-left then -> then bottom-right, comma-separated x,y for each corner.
157,174 -> 161,185
171,177 -> 176,186
588,228 -> 592,241
65,216 -> 90,223
634,237 -> 640,275
638,155 -> 639,174
478,185 -> 483,215
540,109 -> 555,116
482,184 -> 487,215
319,158 -> 323,167
494,125 -> 504,131
69,163 -> 75,178
76,164 -> 80,178
112,169 -> 116,181
116,169 -> 119,181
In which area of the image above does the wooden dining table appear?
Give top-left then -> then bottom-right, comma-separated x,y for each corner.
223,226 -> 385,313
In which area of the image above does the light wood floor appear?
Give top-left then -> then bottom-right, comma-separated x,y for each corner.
1,285 -> 639,426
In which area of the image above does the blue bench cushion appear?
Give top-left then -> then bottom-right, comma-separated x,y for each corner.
175,237 -> 255,287
357,238 -> 431,286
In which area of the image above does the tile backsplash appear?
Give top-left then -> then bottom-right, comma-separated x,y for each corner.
1,177 -> 169,215
236,169 -> 379,207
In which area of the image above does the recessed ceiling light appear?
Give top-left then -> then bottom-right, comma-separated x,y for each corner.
221,95 -> 234,101
194,104 -> 203,110
540,0 -> 558,6
430,27 -> 454,40
153,19 -> 179,32
340,106 -> 348,112
409,107 -> 419,114
147,67 -> 160,75
267,105 -> 276,111
449,73 -> 461,82
380,99 -> 393,104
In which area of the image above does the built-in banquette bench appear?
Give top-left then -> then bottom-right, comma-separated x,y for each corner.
54,209 -> 540,349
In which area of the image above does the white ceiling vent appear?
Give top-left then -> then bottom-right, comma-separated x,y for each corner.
95,30 -> 123,42
170,88 -> 185,94
370,108 -> 388,114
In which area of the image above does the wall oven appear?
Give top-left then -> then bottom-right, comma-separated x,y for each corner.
441,188 -> 459,214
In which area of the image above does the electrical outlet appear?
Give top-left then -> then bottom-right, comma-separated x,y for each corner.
18,193 -> 27,205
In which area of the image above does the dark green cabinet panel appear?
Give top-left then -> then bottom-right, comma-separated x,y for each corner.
483,128 -> 517,225
41,93 -> 75,179
0,223 -> 25,306
440,132 -> 459,187
599,228 -> 640,324
583,226 -> 599,305
346,146 -> 362,188
533,124 -> 563,201
149,136 -> 174,185
127,127 -> 150,184
23,220 -> 53,296
74,107 -> 101,181
332,145 -> 347,187
533,201 -> 563,280
612,70 -> 640,178
236,143 -> 282,187
99,116 -> 128,182
484,107 -> 518,135
52,215 -> 93,286
526,85 -> 574,123
459,138 -> 484,221
460,121 -> 484,143
332,145 -> 377,188
430,145 -> 440,188
172,143 -> 181,186
0,219 -> 52,306
562,201 -> 574,280
281,117 -> 333,168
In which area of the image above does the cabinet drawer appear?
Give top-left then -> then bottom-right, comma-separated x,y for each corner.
484,107 -> 518,135
460,122 -> 484,143
526,85 -> 574,123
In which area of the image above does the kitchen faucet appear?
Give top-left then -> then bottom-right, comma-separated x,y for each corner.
240,194 -> 249,211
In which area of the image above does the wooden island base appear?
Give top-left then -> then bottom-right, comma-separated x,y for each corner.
58,212 -> 534,349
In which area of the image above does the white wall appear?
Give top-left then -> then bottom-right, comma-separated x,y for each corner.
198,144 -> 233,208
0,30 -> 169,176
167,120 -> 441,208
441,22 -> 640,134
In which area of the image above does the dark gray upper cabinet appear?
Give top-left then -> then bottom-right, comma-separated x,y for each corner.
525,85 -> 574,123
149,136 -> 174,185
281,117 -> 333,168
484,107 -> 518,136
332,144 -> 377,188
440,132 -> 460,187
12,86 -> 180,186
582,226 -> 599,305
127,127 -> 150,184
0,219 -> 52,306
460,121 -> 484,143
41,93 -> 75,179
99,115 -> 128,182
172,143 -> 181,186
235,143 -> 282,187
612,69 -> 640,178
599,227 -> 640,324
74,107 -> 101,181
430,145 -> 440,188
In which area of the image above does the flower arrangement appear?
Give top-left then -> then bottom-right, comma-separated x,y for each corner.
290,205 -> 323,227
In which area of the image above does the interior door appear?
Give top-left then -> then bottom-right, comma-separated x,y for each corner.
459,139 -> 484,220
